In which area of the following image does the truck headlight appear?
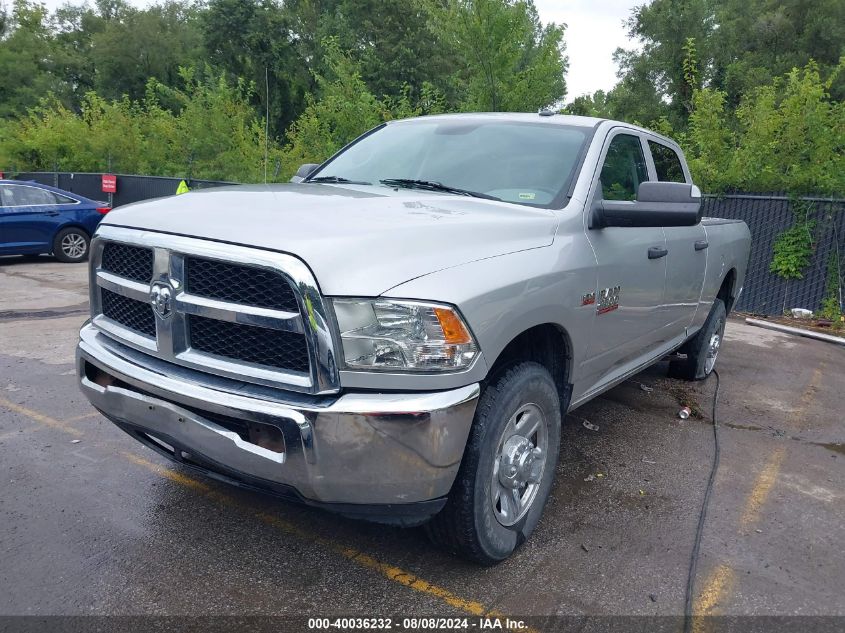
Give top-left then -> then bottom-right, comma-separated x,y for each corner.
331,299 -> 478,372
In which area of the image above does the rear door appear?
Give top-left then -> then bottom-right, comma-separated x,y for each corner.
581,130 -> 668,388
645,139 -> 707,339
0,184 -> 68,252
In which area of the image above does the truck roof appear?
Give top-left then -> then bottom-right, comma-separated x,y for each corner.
390,112 -> 679,148
390,112 -> 605,128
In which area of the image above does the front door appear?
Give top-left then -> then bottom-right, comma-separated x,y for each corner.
581,131 -> 668,389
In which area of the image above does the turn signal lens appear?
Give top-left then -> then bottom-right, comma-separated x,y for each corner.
434,307 -> 472,344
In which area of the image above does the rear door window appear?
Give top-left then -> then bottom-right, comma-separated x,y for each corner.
599,134 -> 648,201
648,141 -> 686,183
54,192 -> 78,204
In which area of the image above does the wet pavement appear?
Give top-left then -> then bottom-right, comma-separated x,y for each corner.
1,255 -> 843,623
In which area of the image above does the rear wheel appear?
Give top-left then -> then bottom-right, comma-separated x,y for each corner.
669,298 -> 727,381
426,362 -> 561,564
53,227 -> 90,263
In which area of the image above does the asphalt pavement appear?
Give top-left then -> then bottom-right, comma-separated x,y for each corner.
1,256 -> 843,628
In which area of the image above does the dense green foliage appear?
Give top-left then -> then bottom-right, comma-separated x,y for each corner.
1,67 -> 275,181
562,0 -> 845,197
684,61 -> 845,195
0,0 -> 567,179
577,0 -> 845,128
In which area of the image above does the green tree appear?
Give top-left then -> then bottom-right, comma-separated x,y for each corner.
437,0 -> 567,111
151,67 -> 277,181
202,0 -> 311,138
612,0 -> 715,127
683,60 -> 845,195
612,0 -> 845,128
0,0 -> 63,117
89,0 -> 204,103
712,0 -> 845,104
304,0 -> 451,102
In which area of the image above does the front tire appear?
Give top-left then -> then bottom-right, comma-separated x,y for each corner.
53,227 -> 90,263
426,362 -> 561,564
669,298 -> 727,381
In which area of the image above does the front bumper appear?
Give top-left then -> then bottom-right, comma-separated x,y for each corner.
77,323 -> 479,523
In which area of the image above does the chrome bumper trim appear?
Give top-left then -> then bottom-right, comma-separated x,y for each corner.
78,323 -> 479,505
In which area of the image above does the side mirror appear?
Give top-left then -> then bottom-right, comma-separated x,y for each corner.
290,163 -> 320,183
591,181 -> 702,229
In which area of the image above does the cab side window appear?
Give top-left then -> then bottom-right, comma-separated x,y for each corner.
649,141 -> 686,183
600,134 -> 648,201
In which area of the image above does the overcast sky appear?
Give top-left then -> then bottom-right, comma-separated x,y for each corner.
34,0 -> 640,99
535,0 -> 638,98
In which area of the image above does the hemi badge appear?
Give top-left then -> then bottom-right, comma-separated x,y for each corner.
581,292 -> 596,306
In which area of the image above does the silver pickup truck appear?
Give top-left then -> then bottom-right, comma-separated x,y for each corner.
77,113 -> 750,563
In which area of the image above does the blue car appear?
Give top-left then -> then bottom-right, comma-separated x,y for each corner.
0,180 -> 110,262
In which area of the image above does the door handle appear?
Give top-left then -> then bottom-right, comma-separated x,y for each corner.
45,211 -> 60,216
694,240 -> 709,251
648,246 -> 668,259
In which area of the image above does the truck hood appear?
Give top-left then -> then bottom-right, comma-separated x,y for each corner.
103,183 -> 558,295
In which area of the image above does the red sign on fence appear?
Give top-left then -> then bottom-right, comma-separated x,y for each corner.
101,174 -> 117,193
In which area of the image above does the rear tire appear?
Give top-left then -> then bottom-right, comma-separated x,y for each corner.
426,362 -> 561,564
669,299 -> 727,381
53,227 -> 90,263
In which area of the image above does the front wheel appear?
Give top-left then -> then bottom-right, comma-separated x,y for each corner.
669,298 -> 727,381
426,362 -> 561,564
53,227 -> 90,263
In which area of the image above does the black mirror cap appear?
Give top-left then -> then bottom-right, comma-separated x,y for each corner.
592,182 -> 702,229
290,163 -> 320,183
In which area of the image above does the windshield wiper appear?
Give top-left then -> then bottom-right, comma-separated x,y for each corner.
379,178 -> 500,201
308,176 -> 372,185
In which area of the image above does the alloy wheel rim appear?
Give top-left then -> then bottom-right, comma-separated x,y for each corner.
491,402 -> 548,527
705,317 -> 725,374
61,233 -> 86,259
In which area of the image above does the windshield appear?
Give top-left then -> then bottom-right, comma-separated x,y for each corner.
310,119 -> 590,208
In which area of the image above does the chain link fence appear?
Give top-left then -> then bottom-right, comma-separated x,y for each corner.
702,193 -> 844,316
6,172 -> 843,317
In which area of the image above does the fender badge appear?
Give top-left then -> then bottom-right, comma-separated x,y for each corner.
597,286 -> 621,314
581,292 -> 596,306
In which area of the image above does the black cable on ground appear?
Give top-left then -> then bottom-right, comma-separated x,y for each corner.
683,368 -> 721,633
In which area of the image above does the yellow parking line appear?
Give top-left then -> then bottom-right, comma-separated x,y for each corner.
695,563 -> 735,617
695,361 -> 825,616
0,425 -> 40,441
124,451 -> 508,619
0,397 -> 84,437
739,446 -> 786,530
66,411 -> 102,423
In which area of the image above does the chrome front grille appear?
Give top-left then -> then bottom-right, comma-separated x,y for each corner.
184,257 -> 300,311
101,287 -> 157,338
101,242 -> 154,283
88,225 -> 340,394
187,314 -> 310,372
